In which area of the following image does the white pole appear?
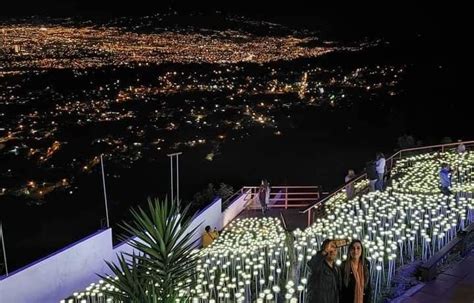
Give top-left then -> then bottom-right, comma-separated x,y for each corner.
100,154 -> 110,228
176,153 -> 180,205
170,155 -> 174,203
167,152 -> 182,204
0,221 -> 8,276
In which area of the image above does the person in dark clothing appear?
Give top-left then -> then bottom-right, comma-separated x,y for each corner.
340,240 -> 371,303
263,179 -> 271,208
365,161 -> 378,192
439,163 -> 452,195
258,181 -> 267,214
307,239 -> 342,303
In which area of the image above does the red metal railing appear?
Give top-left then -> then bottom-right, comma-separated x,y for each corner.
222,186 -> 320,210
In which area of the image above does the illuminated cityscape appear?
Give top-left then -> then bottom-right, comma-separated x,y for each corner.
0,16 -> 403,205
0,3 -> 472,303
0,8 -> 468,279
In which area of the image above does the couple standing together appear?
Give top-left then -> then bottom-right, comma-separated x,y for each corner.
307,239 -> 371,303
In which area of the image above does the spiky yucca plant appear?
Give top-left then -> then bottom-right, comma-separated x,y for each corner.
102,198 -> 199,303
100,253 -> 159,303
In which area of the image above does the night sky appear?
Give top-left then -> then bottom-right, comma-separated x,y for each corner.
0,0 -> 467,33
2,1 -> 468,65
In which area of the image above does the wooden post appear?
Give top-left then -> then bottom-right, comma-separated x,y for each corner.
307,209 -> 311,227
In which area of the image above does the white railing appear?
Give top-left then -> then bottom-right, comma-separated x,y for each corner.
301,140 -> 474,226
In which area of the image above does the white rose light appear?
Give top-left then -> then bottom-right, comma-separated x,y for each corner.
64,150 -> 474,302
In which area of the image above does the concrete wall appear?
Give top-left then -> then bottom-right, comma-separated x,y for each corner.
112,197 -> 223,259
0,198 -> 225,303
186,197 -> 223,247
222,188 -> 251,227
0,229 -> 113,303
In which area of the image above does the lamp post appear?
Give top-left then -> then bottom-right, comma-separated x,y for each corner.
167,152 -> 182,204
0,221 -> 8,276
100,154 -> 110,228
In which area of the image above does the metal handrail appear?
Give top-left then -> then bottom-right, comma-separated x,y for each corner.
301,140 -> 474,220
395,140 -> 474,155
222,186 -> 320,211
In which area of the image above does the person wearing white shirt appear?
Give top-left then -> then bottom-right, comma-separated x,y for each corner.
457,140 -> 466,153
345,169 -> 356,199
375,153 -> 386,191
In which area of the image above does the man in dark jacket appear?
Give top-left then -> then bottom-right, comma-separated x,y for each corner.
307,239 -> 341,303
366,161 -> 378,192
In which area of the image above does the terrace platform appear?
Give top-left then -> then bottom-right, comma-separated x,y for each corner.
398,249 -> 474,303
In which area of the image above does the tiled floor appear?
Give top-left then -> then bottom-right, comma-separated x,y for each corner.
400,250 -> 474,303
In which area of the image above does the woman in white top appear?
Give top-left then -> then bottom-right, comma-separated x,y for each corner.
375,153 -> 386,191
457,140 -> 466,153
345,170 -> 356,199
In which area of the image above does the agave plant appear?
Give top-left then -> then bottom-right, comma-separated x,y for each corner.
100,253 -> 158,303
102,197 -> 199,303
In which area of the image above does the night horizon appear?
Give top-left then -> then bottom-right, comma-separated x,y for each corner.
0,4 -> 472,302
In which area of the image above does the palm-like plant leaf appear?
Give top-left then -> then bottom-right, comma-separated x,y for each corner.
103,197 -> 199,302
99,253 -> 158,303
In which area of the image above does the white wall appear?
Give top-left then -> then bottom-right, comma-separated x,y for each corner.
0,229 -> 113,303
111,197 -> 223,258
185,197 -> 222,247
222,188 -> 252,227
0,198 -> 225,303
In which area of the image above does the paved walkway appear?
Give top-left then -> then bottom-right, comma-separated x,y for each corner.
399,249 -> 474,303
236,208 -> 309,230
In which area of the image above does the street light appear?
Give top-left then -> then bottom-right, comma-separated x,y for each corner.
0,221 -> 8,276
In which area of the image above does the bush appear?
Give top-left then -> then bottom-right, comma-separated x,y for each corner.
441,136 -> 453,144
397,134 -> 416,149
193,182 -> 234,206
